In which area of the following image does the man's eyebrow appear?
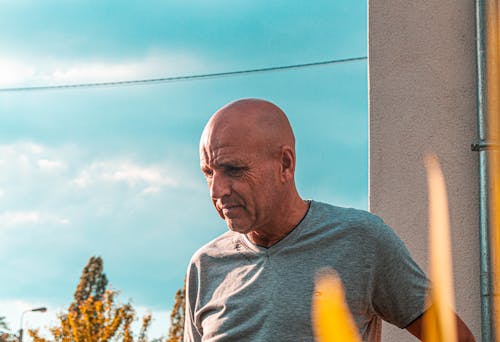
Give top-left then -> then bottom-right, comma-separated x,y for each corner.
204,157 -> 242,166
200,153 -> 248,169
218,160 -> 248,168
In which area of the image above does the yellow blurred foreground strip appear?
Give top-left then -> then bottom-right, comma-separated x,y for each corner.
423,154 -> 458,342
312,269 -> 361,342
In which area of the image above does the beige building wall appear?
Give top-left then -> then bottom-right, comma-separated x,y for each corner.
368,1 -> 481,341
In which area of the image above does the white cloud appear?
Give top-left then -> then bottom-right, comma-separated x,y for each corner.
0,51 -> 204,87
37,159 -> 66,172
72,160 -> 178,189
0,211 -> 40,225
0,142 -> 46,168
0,211 -> 70,227
142,186 -> 161,195
0,142 -> 44,160
71,170 -> 90,187
104,163 -> 174,186
0,140 -> 200,231
25,143 -> 44,155
0,57 -> 35,86
0,141 -> 195,214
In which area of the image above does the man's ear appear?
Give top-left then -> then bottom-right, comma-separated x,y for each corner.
280,146 -> 295,182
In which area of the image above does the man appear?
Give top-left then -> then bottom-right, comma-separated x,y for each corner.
184,99 -> 474,341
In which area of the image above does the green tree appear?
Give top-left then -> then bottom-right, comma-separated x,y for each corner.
29,256 -> 151,342
166,281 -> 185,342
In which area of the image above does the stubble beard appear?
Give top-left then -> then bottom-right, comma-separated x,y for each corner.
225,217 -> 253,235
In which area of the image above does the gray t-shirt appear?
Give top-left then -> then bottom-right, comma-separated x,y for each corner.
184,200 -> 429,342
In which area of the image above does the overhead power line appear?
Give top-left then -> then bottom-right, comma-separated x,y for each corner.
0,56 -> 367,93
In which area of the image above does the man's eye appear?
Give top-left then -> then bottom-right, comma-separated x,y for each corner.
226,166 -> 245,176
202,169 -> 213,177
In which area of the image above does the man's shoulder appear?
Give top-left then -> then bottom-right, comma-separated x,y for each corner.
311,200 -> 384,227
188,230 -> 239,265
311,200 -> 414,265
309,200 -> 394,241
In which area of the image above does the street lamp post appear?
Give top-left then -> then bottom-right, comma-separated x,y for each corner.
19,307 -> 47,342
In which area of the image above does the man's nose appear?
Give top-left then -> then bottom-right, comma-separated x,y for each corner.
210,172 -> 232,199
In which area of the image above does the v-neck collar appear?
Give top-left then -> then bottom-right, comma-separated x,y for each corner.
237,200 -> 314,254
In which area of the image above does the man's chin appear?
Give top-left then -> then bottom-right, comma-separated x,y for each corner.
225,220 -> 251,234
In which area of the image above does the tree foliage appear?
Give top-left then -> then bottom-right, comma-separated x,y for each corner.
29,256 -> 151,342
0,317 -> 8,332
0,316 -> 16,342
166,281 -> 185,342
72,256 -> 108,311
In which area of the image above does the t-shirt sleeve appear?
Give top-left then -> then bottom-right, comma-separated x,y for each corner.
184,261 -> 203,342
369,217 -> 430,328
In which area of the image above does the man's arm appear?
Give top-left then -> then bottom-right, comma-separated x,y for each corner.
405,309 -> 475,342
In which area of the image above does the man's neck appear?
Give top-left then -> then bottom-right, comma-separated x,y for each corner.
246,198 -> 309,248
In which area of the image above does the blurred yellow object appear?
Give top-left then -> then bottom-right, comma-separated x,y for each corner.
312,269 -> 361,342
422,154 -> 458,342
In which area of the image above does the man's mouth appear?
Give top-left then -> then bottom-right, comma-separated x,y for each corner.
221,205 -> 242,217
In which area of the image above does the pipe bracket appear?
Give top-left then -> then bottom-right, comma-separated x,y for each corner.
471,141 -> 500,151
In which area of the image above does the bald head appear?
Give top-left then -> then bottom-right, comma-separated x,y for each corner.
200,98 -> 295,158
199,99 -> 305,245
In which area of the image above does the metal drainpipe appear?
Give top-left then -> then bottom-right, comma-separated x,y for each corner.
475,0 -> 500,340
474,0 -> 494,341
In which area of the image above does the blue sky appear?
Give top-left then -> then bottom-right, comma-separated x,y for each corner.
0,1 -> 367,339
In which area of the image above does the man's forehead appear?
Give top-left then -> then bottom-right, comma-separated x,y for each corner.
198,99 -> 290,167
200,142 -> 250,164
200,122 -> 260,153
